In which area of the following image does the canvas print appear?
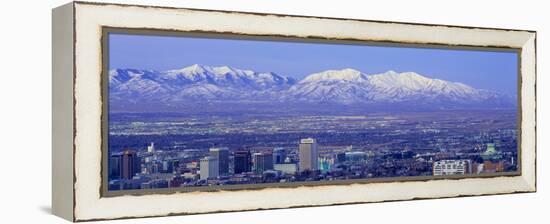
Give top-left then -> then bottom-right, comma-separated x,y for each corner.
106,32 -> 519,192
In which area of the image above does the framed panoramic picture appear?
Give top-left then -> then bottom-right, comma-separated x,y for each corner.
52,1 -> 536,222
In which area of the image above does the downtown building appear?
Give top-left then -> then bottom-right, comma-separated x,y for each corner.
234,150 -> 252,174
345,151 -> 368,162
274,163 -> 298,175
109,149 -> 140,180
210,147 -> 230,175
161,159 -> 179,174
273,148 -> 287,164
199,156 -> 219,180
299,138 -> 319,171
433,160 -> 472,176
253,152 -> 274,173
147,142 -> 155,153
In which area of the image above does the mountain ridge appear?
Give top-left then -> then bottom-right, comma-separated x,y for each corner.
109,64 -> 516,111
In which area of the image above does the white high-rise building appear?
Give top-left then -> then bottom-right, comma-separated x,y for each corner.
299,138 -> 318,171
433,160 -> 472,176
147,142 -> 155,153
199,156 -> 219,180
209,147 -> 229,175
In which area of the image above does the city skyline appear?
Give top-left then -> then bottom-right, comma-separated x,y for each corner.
107,32 -> 519,192
109,131 -> 517,191
108,110 -> 519,191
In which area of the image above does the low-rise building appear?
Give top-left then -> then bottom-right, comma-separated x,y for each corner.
274,163 -> 298,175
433,160 -> 472,176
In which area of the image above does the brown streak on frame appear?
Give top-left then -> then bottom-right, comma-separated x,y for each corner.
517,48 -> 523,176
72,2 -> 77,222
75,1 -> 536,33
533,33 -> 538,192
100,26 -> 523,198
98,23 -> 108,204
101,26 -> 522,51
80,190 -> 534,222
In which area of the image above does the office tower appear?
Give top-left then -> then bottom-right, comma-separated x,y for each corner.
210,147 -> 229,175
299,138 -> 318,171
162,161 -> 169,173
110,149 -> 140,180
234,150 -> 252,174
147,142 -> 155,153
171,160 -> 180,173
151,162 -> 161,174
253,152 -> 274,173
109,155 -> 121,179
162,159 -> 179,173
336,152 -> 346,163
200,156 -> 219,180
433,160 -> 472,176
273,148 -> 286,164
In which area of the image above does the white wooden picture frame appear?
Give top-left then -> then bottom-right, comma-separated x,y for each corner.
52,1 -> 536,221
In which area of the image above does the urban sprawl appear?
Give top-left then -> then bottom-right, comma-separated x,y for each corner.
108,111 -> 518,191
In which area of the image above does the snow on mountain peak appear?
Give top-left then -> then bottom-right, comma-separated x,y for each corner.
168,64 -> 259,77
181,63 -> 206,73
109,65 -> 514,109
383,70 -> 399,75
209,65 -> 235,74
109,64 -> 298,101
368,70 -> 445,91
301,68 -> 367,83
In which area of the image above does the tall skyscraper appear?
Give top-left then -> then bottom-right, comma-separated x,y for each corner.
299,138 -> 318,171
110,149 -> 140,180
200,156 -> 219,180
273,148 -> 286,164
210,147 -> 229,175
234,150 -> 252,174
253,152 -> 274,173
109,156 -> 121,179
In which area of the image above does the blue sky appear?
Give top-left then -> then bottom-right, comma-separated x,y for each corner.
109,33 -> 518,95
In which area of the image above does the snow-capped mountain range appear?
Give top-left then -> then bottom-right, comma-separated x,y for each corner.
109,64 -> 515,111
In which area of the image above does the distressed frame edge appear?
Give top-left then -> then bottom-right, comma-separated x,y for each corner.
81,190 -> 537,223
74,0 -> 536,33
52,1 -> 76,222
519,32 -> 537,192
69,1 -> 537,221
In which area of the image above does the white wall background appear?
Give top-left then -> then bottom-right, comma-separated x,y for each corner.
0,0 -> 546,223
